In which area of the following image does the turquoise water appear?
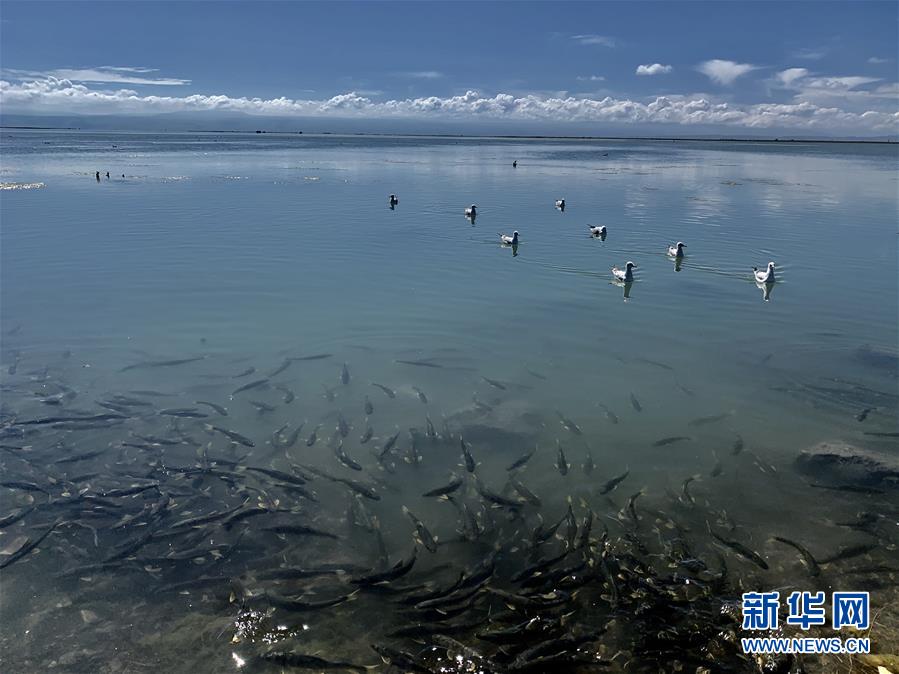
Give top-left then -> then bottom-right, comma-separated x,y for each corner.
1,131 -> 897,672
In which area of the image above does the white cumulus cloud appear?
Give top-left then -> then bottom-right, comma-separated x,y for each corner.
697,59 -> 758,86
776,68 -> 809,86
636,63 -> 672,76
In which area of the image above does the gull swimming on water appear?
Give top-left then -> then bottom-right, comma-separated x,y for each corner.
555,199 -> 566,211
499,231 -> 519,245
388,194 -> 398,207
589,225 -> 607,237
612,261 -> 637,282
753,262 -> 776,284
465,204 -> 477,218
667,242 -> 686,258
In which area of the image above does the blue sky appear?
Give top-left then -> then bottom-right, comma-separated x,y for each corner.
1,1 -> 897,135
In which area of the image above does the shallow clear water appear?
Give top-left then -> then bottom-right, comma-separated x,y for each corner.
1,131 -> 897,672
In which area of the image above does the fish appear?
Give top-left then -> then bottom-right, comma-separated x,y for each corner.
425,416 -> 437,439
396,359 -> 443,368
856,408 -> 873,422
460,436 -> 476,473
334,443 -> 363,471
322,384 -> 337,402
377,431 -> 400,460
731,435 -> 744,456
232,367 -> 256,378
556,443 -> 569,475
341,362 -> 351,385
272,423 -> 303,449
267,358 -> 292,378
707,524 -> 769,570
599,404 -> 619,424
411,386 -> 428,404
194,401 -> 228,416
265,592 -> 356,612
511,480 -> 542,507
54,449 -> 107,464
819,543 -> 878,565
364,396 -> 373,415
680,474 -> 700,507
274,383 -> 295,404
482,377 -> 506,390
809,483 -> 885,495
630,393 -> 642,412
0,480 -> 49,494
0,519 -> 61,569
403,506 -> 438,552
231,378 -> 270,397
306,424 -> 321,446
582,445 -> 595,475
506,446 -> 536,471
653,436 -> 691,447
258,651 -> 366,673
158,407 -> 210,418
599,469 -> 629,495
687,411 -> 734,427
337,412 -> 350,438
422,475 -> 463,498
476,480 -> 522,509
206,425 -> 255,447
710,451 -> 723,478
371,383 -> 396,399
0,506 -> 35,529
351,549 -> 417,585
624,490 -> 643,523
772,536 -> 821,577
263,524 -> 339,540
863,431 -> 899,437
289,353 -> 333,361
120,356 -> 206,372
556,411 -> 582,435
248,400 -> 275,413
359,424 -> 374,444
632,357 -> 674,371
370,644 -> 433,674
525,368 -> 548,380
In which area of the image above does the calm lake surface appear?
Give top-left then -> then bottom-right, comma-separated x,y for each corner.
1,130 -> 897,673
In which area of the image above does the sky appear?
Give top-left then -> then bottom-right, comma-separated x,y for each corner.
1,1 -> 897,136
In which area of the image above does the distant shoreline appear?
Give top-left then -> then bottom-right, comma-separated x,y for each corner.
2,125 -> 896,144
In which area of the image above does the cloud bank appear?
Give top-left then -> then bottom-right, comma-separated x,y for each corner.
2,76 -> 896,133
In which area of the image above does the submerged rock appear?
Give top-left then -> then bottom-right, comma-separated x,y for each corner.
795,440 -> 899,487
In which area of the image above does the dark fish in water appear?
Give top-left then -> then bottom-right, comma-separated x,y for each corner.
263,524 -> 339,540
425,416 -> 438,439
506,446 -> 536,471
249,400 -> 275,413
396,359 -> 443,368
653,436 -> 691,447
289,353 -> 333,361
98,483 -> 160,498
772,536 -> 821,577
337,412 -> 350,438
351,549 -> 417,585
1,480 -> 50,494
377,431 -> 400,460
259,651 -> 366,672
364,396 -> 374,415
334,443 -> 363,471
128,390 -> 173,397
476,480 -> 522,509
422,475 -> 463,498
680,474 -> 700,506
819,542 -> 878,565
412,386 -> 428,404
599,404 -> 619,424
460,436 -> 476,473
511,480 -> 542,507
708,524 -> 769,569
556,411 -> 582,435
731,435 -> 744,456
526,368 -> 547,380
370,644 -> 433,674
710,451 -> 723,478
245,465 -> 306,486
274,383 -> 295,404
304,465 -> 380,500
233,366 -> 255,378
306,424 -> 321,446
266,592 -> 356,613
632,357 -> 674,371
863,431 -> 899,437
856,408 -> 874,422
17,412 -> 127,426
0,506 -> 35,528
322,384 -> 337,402
268,358 -> 292,378
0,519 -> 60,569
809,483 -> 884,495
194,400 -> 228,416
206,425 -> 255,447
341,362 -> 351,385
359,424 -> 374,444
599,469 -> 629,495
371,383 -> 396,399
624,490 -> 643,523
687,411 -> 733,427
120,356 -> 205,372
556,443 -> 569,475
403,506 -> 438,552
231,378 -> 269,396
54,449 -> 107,464
482,376 -> 506,390
630,393 -> 642,412
583,445 -> 595,474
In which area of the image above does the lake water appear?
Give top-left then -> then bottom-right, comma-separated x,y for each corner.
1,130 -> 897,672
